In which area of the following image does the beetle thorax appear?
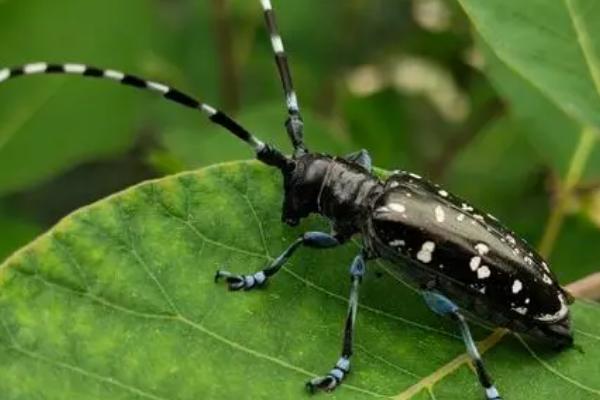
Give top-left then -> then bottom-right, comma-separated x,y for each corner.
281,153 -> 381,239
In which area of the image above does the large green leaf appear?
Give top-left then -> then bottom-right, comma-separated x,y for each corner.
1,161 -> 598,399
476,39 -> 600,178
457,0 -> 600,131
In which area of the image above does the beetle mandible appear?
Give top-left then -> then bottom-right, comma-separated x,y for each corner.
0,1 -> 573,398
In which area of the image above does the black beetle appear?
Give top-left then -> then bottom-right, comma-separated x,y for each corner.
0,1 -> 573,398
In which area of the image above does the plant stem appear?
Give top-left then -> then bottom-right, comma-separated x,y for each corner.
538,127 -> 597,258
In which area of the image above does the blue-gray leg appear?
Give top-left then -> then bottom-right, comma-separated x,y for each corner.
215,231 -> 339,290
423,291 -> 502,400
344,149 -> 372,172
306,252 -> 366,393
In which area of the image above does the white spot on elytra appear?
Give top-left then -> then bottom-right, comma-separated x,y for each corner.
390,181 -> 400,188
389,239 -> 405,247
541,261 -> 550,273
461,203 -> 473,212
506,235 -> 516,246
514,307 -> 528,315
512,279 -> 523,294
409,172 -> 422,180
438,189 -> 448,197
475,243 -> 489,255
535,293 -> 568,322
439,264 -> 444,269
524,256 -> 533,266
477,266 -> 491,279
470,256 -> 481,271
487,213 -> 498,221
542,274 -> 553,285
525,298 -> 530,304
417,241 -> 435,263
456,214 -> 465,222
473,214 -> 484,221
388,203 -> 406,213
478,286 -> 486,294
435,206 -> 445,223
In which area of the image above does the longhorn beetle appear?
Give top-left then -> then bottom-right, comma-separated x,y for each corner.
0,1 -> 574,398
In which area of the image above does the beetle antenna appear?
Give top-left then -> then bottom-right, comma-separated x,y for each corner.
0,62 -> 289,169
259,0 -> 307,157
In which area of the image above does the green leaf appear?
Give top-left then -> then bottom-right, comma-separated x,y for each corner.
457,0 -> 600,131
476,39 -> 600,177
1,161 -> 598,399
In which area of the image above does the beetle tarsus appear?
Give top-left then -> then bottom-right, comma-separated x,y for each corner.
214,270 -> 267,291
306,358 -> 350,394
485,385 -> 502,400
305,374 -> 340,393
306,356 -> 350,393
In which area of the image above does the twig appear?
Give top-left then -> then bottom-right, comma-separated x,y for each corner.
566,272 -> 600,301
538,127 -> 597,258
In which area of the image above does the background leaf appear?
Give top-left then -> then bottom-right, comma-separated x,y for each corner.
457,0 -> 600,131
0,161 -> 598,399
475,40 -> 600,178
0,0 -> 161,194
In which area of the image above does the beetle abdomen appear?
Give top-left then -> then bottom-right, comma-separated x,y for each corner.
367,171 -> 572,345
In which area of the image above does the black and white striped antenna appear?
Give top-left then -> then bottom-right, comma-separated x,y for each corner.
259,0 -> 306,156
0,62 -> 288,169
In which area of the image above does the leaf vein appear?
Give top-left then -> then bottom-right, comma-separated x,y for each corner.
516,335 -> 600,396
1,341 -> 173,400
564,0 -> 600,100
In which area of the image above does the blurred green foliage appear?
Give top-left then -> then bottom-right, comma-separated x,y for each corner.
0,0 -> 598,284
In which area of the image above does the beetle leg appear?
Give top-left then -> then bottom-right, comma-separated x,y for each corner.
344,149 -> 372,172
214,231 -> 339,291
422,291 -> 502,400
306,252 -> 366,393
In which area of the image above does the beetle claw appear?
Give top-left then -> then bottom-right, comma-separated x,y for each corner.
214,269 -> 266,291
305,375 -> 338,393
